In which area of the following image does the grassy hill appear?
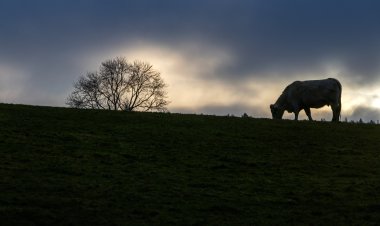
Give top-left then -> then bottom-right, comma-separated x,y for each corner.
1,103 -> 380,225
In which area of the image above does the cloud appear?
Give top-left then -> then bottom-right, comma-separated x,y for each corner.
0,65 -> 28,103
3,0 -> 380,83
348,106 -> 380,122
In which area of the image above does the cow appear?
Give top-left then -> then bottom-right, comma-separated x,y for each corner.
270,78 -> 342,122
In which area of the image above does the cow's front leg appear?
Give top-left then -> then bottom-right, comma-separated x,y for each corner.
304,108 -> 313,121
292,104 -> 300,121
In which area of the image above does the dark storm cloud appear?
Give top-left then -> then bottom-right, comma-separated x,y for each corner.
349,106 -> 380,122
1,0 -> 380,107
211,0 -> 380,82
3,1 -> 380,75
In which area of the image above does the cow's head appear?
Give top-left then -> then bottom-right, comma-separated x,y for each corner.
270,104 -> 284,119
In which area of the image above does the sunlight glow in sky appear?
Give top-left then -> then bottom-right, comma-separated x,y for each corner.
372,96 -> 380,109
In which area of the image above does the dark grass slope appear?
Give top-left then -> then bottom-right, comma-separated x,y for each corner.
1,103 -> 380,225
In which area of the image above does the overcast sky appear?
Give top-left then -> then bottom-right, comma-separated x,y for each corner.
1,0 -> 380,121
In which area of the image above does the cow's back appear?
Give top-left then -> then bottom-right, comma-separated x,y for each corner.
283,78 -> 340,108
298,78 -> 341,107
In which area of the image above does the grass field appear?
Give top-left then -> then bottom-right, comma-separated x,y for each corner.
1,103 -> 380,225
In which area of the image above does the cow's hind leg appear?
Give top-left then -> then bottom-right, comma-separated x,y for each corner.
331,103 -> 341,122
304,108 -> 313,121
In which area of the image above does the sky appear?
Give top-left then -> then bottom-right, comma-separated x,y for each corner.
1,0 -> 380,121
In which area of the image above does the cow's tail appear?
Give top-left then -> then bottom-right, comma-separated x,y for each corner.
330,78 -> 342,120
338,80 -> 342,120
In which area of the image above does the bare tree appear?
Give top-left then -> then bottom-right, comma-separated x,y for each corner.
67,57 -> 169,112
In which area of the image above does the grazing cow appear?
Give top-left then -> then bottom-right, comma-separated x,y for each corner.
270,78 -> 342,122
